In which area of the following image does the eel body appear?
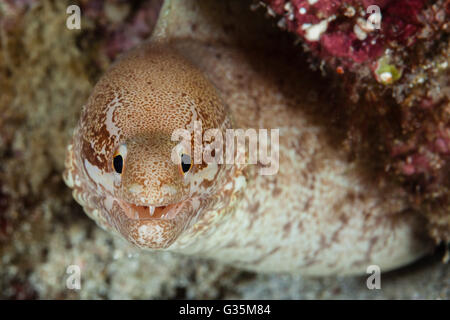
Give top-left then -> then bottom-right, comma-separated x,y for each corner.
63,0 -> 431,275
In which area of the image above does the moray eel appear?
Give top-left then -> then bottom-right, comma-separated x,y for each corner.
63,0 -> 431,275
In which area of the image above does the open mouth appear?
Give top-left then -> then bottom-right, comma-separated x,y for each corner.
118,200 -> 185,220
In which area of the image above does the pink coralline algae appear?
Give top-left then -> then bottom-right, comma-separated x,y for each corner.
263,0 -> 427,70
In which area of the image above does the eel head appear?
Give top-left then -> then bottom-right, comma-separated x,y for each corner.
64,43 -> 234,249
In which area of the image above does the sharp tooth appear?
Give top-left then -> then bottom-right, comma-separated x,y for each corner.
149,206 -> 155,216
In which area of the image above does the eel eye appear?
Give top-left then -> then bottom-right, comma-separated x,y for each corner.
180,153 -> 192,174
113,154 -> 123,174
112,144 -> 127,175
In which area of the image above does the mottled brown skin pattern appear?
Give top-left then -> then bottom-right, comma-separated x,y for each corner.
65,44 -> 234,249
64,0 -> 432,275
